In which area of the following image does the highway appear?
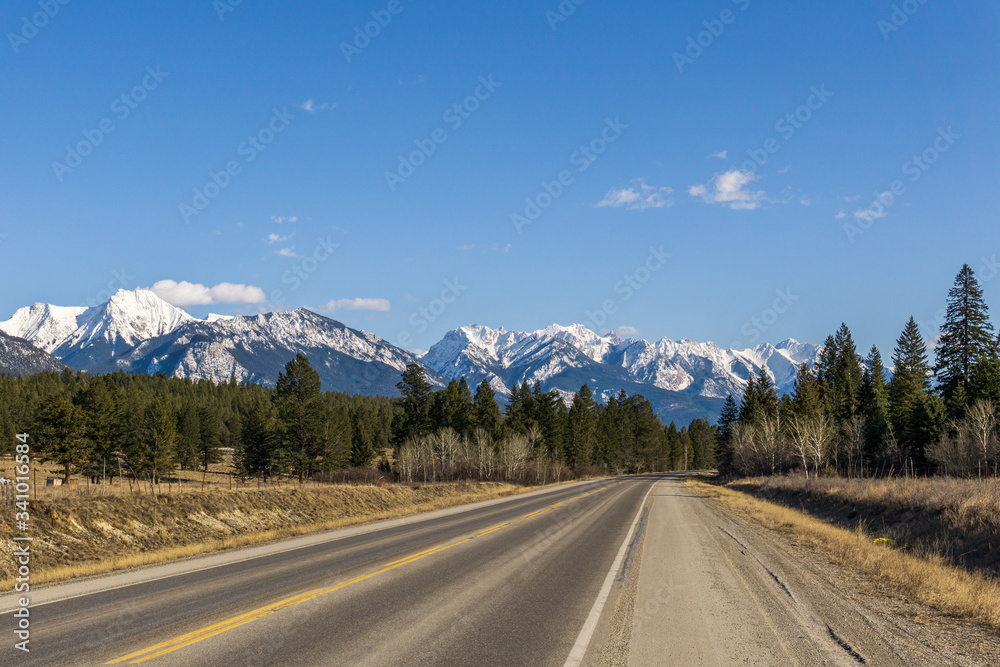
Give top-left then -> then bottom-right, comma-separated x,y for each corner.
3,474 -> 996,666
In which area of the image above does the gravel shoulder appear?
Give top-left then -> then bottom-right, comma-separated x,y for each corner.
603,475 -> 1000,666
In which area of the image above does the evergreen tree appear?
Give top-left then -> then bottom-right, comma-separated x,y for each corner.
889,316 -> 932,441
935,264 -> 996,414
32,393 -> 89,483
349,410 -> 375,467
567,384 -> 596,467
275,354 -> 326,482
236,397 -> 277,478
196,404 -> 223,471
859,346 -> 891,463
472,379 -> 503,436
395,363 -> 433,442
716,393 -> 739,472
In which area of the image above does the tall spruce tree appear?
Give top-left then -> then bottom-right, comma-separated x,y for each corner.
889,316 -> 932,441
935,264 -> 996,415
859,346 -> 891,462
716,393 -> 739,472
275,354 -> 326,482
395,364 -> 434,442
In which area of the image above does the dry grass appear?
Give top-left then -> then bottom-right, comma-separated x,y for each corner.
687,477 -> 1000,633
0,480 -> 555,589
727,475 -> 1000,577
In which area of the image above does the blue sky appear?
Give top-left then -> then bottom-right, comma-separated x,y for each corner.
2,0 -> 998,356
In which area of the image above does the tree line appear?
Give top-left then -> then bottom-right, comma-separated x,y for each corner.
718,264 -> 1000,478
0,353 -> 715,487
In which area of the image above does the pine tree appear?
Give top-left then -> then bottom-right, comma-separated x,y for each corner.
236,397 -> 277,478
829,323 -> 862,424
567,384 -> 596,468
196,404 -> 223,471
472,379 -> 503,436
935,264 -> 996,415
738,373 -> 760,424
859,346 -> 891,463
275,354 -> 326,482
716,393 -> 739,472
33,393 -> 89,483
395,364 -> 433,442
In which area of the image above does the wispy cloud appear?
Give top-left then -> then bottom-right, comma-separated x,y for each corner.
688,170 -> 766,210
616,325 -> 641,337
708,150 -> 727,160
457,244 -> 480,251
150,280 -> 266,306
319,298 -> 391,313
597,179 -> 674,210
271,215 -> 298,224
274,247 -> 298,258
265,233 -> 289,244
298,99 -> 335,113
835,210 -> 846,219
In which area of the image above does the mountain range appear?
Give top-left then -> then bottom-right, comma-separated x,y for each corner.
0,289 -> 823,422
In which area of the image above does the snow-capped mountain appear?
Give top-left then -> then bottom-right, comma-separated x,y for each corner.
0,330 -> 66,376
113,308 -> 440,395
423,324 -> 823,422
0,303 -> 91,354
1,290 -> 437,396
1,288 -> 825,421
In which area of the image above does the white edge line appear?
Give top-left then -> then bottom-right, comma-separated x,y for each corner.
563,478 -> 658,667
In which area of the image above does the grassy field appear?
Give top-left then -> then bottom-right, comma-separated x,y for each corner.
689,475 -> 1000,633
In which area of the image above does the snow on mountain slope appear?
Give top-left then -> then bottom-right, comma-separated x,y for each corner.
0,303 -> 92,353
56,289 -> 194,355
423,323 -> 824,421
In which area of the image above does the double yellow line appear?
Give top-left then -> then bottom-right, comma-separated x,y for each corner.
107,481 -> 620,664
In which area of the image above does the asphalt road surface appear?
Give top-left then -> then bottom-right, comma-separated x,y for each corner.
2,474 -> 996,666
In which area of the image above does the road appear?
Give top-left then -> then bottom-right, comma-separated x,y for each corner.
2,474 -> 996,666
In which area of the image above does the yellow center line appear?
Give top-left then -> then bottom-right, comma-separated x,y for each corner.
107,480 -> 623,664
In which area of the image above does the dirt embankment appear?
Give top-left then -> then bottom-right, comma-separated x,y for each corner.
0,481 -> 525,587
726,476 -> 1000,578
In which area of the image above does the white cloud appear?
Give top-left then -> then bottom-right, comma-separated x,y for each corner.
299,99 -> 335,113
597,179 -> 674,211
457,244 -> 480,251
320,298 -> 391,313
835,210 -> 846,219
271,216 -> 298,225
800,199 -> 812,206
616,326 -> 641,337
265,233 -> 289,244
275,247 -> 298,257
688,170 -> 766,210
150,280 -> 266,307
854,207 -> 887,222
708,150 -> 727,159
